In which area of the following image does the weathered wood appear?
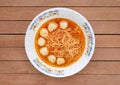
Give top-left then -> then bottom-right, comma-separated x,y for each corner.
0,0 -> 120,6
0,61 -> 119,74
0,35 -> 23,48
0,0 -> 120,85
0,48 -> 120,60
47,75 -> 120,85
0,48 -> 27,60
0,74 -> 46,85
0,21 -> 28,34
0,7 -> 120,20
0,74 -> 119,85
0,21 -> 120,34
96,35 -> 120,47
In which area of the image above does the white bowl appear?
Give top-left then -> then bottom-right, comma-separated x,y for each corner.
25,8 -> 95,77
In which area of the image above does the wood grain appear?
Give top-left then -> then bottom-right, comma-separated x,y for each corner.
93,48 -> 120,60
0,0 -> 120,6
0,21 -> 28,34
0,48 -> 120,61
0,48 -> 27,60
0,35 -> 23,48
0,0 -> 120,84
0,7 -> 120,20
47,75 -> 120,85
0,35 -> 120,47
0,74 -> 120,85
0,74 -> 46,85
0,61 -> 120,74
96,35 -> 120,47
0,21 -> 120,34
91,21 -> 120,34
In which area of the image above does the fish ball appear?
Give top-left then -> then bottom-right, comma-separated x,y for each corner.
48,55 -> 56,63
60,20 -> 68,29
38,37 -> 46,46
40,28 -> 48,38
57,57 -> 65,65
48,22 -> 58,32
40,47 -> 49,56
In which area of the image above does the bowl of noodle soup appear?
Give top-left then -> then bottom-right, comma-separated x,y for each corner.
25,8 -> 95,77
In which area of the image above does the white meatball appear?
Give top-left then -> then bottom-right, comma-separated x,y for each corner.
57,57 -> 65,65
47,55 -> 56,63
40,47 -> 49,56
48,22 -> 58,32
40,28 -> 48,38
60,20 -> 68,29
38,37 -> 46,46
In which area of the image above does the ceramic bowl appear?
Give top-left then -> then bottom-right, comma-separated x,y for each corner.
25,8 -> 95,77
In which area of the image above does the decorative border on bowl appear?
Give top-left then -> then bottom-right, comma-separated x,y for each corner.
30,9 -> 59,31
33,57 -> 64,75
82,22 -> 94,57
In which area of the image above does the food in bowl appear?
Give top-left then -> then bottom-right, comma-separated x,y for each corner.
34,18 -> 85,67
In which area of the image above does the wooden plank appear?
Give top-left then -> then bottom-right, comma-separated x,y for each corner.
0,61 -> 120,74
0,35 -> 23,48
47,75 -> 120,85
96,35 -> 120,47
93,48 -> 120,60
0,7 -> 120,20
0,35 -> 120,48
0,48 -> 27,60
0,21 -> 120,34
0,61 -> 38,73
0,48 -> 120,60
0,74 -> 120,85
0,21 -> 28,34
80,61 -> 120,75
91,21 -> 120,34
0,74 -> 46,85
0,0 -> 120,6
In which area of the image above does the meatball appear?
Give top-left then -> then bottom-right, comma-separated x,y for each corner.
40,47 -> 49,56
60,20 -> 68,29
47,55 -> 56,63
57,57 -> 65,65
40,28 -> 48,38
38,37 -> 46,46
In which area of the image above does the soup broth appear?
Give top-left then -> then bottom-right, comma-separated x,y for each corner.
34,18 -> 85,67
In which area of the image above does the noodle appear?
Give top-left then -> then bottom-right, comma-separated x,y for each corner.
46,28 -> 81,62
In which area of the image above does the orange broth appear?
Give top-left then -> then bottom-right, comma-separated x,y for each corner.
34,18 -> 85,67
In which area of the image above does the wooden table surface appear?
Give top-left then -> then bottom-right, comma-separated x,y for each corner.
0,0 -> 120,85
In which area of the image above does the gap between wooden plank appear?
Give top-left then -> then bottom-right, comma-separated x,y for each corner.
0,6 -> 120,7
